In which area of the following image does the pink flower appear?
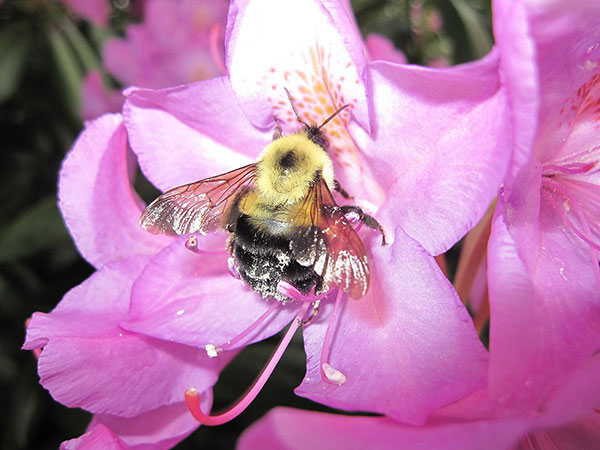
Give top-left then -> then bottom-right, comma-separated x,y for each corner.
237,1 -> 600,448
123,0 -> 509,426
81,0 -> 229,119
27,0 -> 513,445
60,0 -> 109,26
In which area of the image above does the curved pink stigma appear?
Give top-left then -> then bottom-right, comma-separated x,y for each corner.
185,302 -> 311,426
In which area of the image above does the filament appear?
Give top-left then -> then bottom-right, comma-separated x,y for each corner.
218,301 -> 281,352
319,289 -> 345,383
185,302 -> 311,426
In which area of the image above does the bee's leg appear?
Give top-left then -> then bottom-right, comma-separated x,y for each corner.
340,205 -> 387,246
273,116 -> 283,140
333,179 -> 353,200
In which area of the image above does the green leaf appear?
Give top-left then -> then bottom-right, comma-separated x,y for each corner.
0,23 -> 32,103
449,0 -> 492,58
48,26 -> 83,118
0,197 -> 70,262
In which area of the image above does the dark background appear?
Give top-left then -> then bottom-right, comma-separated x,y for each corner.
0,0 -> 492,448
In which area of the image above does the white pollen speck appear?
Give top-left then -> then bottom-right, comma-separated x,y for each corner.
322,363 -> 347,385
563,199 -> 570,211
205,344 -> 219,358
559,267 -> 567,281
176,309 -> 185,316
118,332 -> 123,337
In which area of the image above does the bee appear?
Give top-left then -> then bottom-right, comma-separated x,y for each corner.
140,91 -> 386,301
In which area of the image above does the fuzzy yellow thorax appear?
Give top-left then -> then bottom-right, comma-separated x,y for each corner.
255,132 -> 334,206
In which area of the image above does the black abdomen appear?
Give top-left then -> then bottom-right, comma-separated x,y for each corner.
232,214 -> 321,301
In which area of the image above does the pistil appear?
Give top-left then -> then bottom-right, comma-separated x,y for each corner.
185,301 -> 311,426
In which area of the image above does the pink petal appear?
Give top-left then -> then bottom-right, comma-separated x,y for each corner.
238,407 -> 527,450
365,34 -> 407,64
487,200 -> 600,411
123,240 -> 300,349
61,0 -> 109,25
80,71 -> 124,120
89,399 -> 211,448
23,257 -> 227,417
364,51 -> 511,255
226,0 -> 370,131
58,114 -> 169,268
296,228 -> 488,424
491,0 -> 539,181
123,77 -> 271,192
61,424 -> 128,450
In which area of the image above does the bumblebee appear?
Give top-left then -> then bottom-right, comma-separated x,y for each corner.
140,93 -> 386,300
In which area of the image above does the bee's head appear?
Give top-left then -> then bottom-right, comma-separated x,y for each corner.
256,134 -> 334,205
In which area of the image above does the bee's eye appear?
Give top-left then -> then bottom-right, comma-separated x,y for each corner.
279,150 -> 297,169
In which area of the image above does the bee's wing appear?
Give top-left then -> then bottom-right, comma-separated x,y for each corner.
289,178 -> 369,299
140,164 -> 257,236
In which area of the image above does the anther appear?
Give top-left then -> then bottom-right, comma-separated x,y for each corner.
205,344 -> 220,358
322,362 -> 347,385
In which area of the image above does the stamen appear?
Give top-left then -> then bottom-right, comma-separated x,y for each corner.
276,280 -> 329,303
219,301 -> 281,352
543,179 -> 600,250
185,302 -> 311,426
322,362 -> 347,385
320,289 -> 345,384
542,162 -> 596,175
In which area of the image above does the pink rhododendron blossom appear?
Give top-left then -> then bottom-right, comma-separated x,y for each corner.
81,70 -> 124,119
27,0 -> 515,445
488,0 -> 600,413
81,0 -> 229,120
23,114 -> 232,447
60,0 -> 109,25
237,0 -> 600,448
121,0 -> 510,426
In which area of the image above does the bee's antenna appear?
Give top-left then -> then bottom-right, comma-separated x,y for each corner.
284,87 -> 310,128
318,103 -> 351,130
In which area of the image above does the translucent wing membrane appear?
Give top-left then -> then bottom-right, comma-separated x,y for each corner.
290,178 -> 370,299
140,164 -> 257,236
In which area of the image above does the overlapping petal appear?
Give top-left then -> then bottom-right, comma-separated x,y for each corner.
88,400 -> 212,449
123,77 -> 271,192
23,257 -> 225,418
363,51 -> 511,255
296,227 -> 488,424
58,114 -> 169,268
61,424 -> 128,450
123,240 -> 300,349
